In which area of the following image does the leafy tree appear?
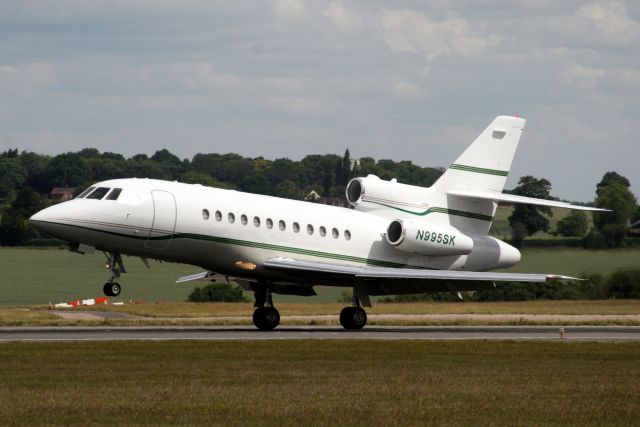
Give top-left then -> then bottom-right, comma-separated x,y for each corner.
151,149 -> 181,165
508,176 -> 553,239
591,178 -> 637,247
275,180 -> 299,200
188,283 -> 246,302
77,148 -> 101,158
556,210 -> 588,237
0,187 -> 47,246
596,171 -> 630,196
180,171 -> 236,189
0,158 -> 27,198
44,153 -> 92,187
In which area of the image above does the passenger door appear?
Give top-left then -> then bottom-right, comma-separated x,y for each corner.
145,190 -> 177,249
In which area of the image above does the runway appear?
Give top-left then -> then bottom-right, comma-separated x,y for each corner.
1,326 -> 640,342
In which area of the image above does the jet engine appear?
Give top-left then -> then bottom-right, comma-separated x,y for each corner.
385,219 -> 473,257
346,175 -> 428,209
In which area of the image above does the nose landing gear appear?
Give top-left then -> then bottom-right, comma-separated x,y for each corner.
103,252 -> 125,297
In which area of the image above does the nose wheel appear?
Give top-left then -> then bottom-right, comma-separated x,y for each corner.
102,252 -> 125,298
103,282 -> 121,297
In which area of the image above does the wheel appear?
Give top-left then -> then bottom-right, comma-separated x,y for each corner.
103,282 -> 121,297
340,306 -> 367,330
253,307 -> 280,331
103,282 -> 113,297
110,282 -> 121,297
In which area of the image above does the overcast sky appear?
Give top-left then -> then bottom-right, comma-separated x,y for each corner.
1,1 -> 639,201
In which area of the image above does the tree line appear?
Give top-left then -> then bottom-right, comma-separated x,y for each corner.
0,147 -> 638,247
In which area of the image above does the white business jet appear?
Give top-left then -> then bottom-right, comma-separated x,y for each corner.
30,116 -> 604,330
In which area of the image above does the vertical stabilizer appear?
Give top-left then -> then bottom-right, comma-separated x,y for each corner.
430,116 -> 526,235
434,116 -> 526,193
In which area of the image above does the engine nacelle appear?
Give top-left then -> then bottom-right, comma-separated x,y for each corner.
346,175 -> 428,209
385,219 -> 474,257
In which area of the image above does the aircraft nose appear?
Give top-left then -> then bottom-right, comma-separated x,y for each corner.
29,207 -> 49,231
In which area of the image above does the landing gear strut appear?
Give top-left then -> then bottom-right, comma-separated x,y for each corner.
340,287 -> 368,330
103,252 -> 125,297
252,281 -> 280,331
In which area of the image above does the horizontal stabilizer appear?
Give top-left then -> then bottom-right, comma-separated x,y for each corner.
447,189 -> 608,211
264,257 -> 580,283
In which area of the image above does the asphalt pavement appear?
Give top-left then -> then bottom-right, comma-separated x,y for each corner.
1,325 -> 639,342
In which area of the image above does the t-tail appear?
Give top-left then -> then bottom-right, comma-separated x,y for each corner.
346,115 -> 605,237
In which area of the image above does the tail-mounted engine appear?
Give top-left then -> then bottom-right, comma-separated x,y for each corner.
385,219 -> 473,257
346,175 -> 429,210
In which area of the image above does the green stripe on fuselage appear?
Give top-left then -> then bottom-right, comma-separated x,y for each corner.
30,220 -> 410,269
366,202 -> 493,222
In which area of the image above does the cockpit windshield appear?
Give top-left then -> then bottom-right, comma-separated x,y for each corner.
86,187 -> 111,200
105,188 -> 122,200
76,187 -> 95,199
76,186 -> 125,201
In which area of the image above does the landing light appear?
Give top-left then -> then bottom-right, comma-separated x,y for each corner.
235,261 -> 257,271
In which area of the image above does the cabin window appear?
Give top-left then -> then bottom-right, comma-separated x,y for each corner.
105,188 -> 122,201
293,222 -> 300,233
254,216 -> 261,227
86,187 -> 110,200
215,210 -> 222,221
76,187 -> 95,199
241,214 -> 248,225
332,228 -> 339,239
202,209 -> 210,220
279,220 -> 286,231
228,213 -> 235,223
307,224 -> 314,235
344,230 -> 351,241
266,218 -> 273,229
319,226 -> 326,237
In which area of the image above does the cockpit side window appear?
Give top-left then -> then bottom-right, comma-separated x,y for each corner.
76,187 -> 95,199
86,187 -> 110,200
105,188 -> 122,200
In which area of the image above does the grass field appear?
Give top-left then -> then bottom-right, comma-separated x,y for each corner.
2,300 -> 638,326
0,340 -> 638,425
2,247 -> 640,305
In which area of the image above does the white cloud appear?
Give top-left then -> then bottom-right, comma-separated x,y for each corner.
0,62 -> 57,98
578,1 -> 640,44
271,0 -> 306,20
323,1 -> 362,32
381,9 -> 501,60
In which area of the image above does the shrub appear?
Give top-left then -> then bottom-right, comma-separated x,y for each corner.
188,283 -> 246,302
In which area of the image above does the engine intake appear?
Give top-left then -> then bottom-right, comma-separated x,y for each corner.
385,219 -> 473,257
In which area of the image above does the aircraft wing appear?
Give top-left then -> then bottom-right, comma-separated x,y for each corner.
447,189 -> 608,211
263,257 -> 579,295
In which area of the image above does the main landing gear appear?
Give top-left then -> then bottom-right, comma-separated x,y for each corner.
103,252 -> 125,297
340,285 -> 370,330
252,281 -> 280,331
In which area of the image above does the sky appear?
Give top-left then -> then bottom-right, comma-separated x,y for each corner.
0,0 -> 639,202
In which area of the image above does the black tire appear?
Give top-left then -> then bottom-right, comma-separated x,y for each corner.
253,307 -> 280,331
110,282 -> 121,297
253,307 -> 266,330
340,307 -> 354,329
351,307 -> 367,329
340,306 -> 367,330
103,282 -> 113,297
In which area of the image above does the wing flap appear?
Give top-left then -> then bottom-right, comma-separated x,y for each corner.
447,189 -> 608,211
